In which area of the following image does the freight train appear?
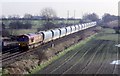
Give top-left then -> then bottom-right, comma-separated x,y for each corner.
17,22 -> 96,50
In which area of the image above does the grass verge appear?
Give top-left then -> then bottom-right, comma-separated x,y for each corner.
95,28 -> 118,41
29,33 -> 98,75
0,69 -> 2,76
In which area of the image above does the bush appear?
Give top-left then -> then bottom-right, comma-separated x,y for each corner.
9,20 -> 32,29
2,30 -> 10,37
43,21 -> 58,30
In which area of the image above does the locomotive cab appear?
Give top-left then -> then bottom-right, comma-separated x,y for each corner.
17,35 -> 29,50
17,33 -> 43,51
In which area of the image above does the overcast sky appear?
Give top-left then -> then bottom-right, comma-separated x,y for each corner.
1,0 -> 119,18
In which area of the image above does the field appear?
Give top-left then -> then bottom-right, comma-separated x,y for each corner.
36,28 -> 119,74
2,20 -> 80,28
3,29 -> 38,35
2,20 -> 80,35
31,20 -> 80,29
95,28 -> 118,41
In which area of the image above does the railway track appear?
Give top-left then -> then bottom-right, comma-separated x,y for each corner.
37,40 -> 103,74
2,45 -> 19,54
77,41 -> 108,74
2,27 -> 94,67
60,40 -> 104,74
95,42 -> 113,74
2,27 -> 98,74
112,42 -> 119,74
2,38 -> 62,67
37,40 -> 118,74
2,48 -> 25,66
80,41 -> 111,74
65,40 -> 118,74
2,45 -> 42,66
2,47 -> 19,56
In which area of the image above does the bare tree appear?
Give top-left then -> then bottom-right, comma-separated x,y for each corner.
82,13 -> 99,22
106,20 -> 120,34
40,7 -> 57,21
40,7 -> 57,30
23,13 -> 32,19
2,15 -> 6,19
102,13 -> 117,23
8,15 -> 13,19
12,14 -> 20,19
8,14 -> 20,19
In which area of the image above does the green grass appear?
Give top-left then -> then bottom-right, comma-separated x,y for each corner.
96,34 -> 118,41
30,33 -> 97,74
31,20 -> 45,29
6,29 -> 38,35
2,20 -> 80,36
102,28 -> 115,33
2,20 -> 80,29
0,69 -> 2,76
95,28 -> 119,41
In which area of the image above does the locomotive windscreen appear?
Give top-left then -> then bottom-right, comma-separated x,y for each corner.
17,35 -> 29,42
